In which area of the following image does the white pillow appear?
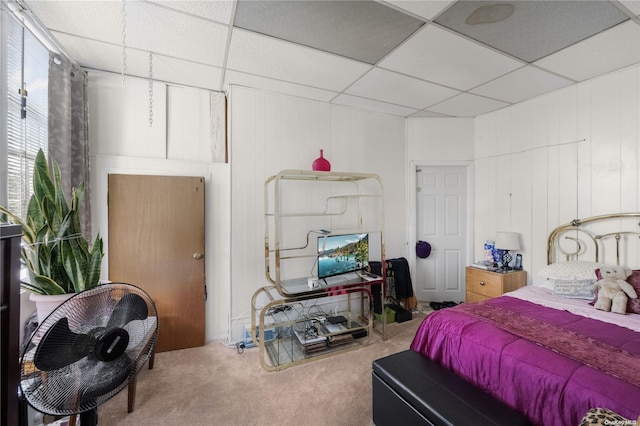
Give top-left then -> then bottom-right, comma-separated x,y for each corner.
531,277 -> 555,291
538,261 -> 602,280
552,278 -> 596,299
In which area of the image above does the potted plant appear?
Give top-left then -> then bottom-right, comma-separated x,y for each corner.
0,149 -> 103,321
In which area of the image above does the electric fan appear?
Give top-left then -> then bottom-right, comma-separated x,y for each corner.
20,283 -> 158,425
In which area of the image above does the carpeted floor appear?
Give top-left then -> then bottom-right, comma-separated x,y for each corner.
97,312 -> 428,426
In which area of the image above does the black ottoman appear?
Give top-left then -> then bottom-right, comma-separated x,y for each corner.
372,350 -> 531,426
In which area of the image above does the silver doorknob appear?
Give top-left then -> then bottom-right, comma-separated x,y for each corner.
193,252 -> 203,260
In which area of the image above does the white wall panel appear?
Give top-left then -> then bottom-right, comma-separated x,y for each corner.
494,108 -> 512,157
407,118 -> 473,162
530,148 -> 549,274
530,96 -> 548,149
88,70 -> 230,342
618,67 -> 639,213
589,74 -> 623,216
88,72 -> 166,158
229,86 -> 406,342
470,64 -> 640,282
510,151 -> 532,251
545,145 -> 560,236
509,101 -> 533,154
167,86 -> 215,162
90,155 -> 230,342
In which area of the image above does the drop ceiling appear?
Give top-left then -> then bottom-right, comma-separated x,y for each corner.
12,0 -> 640,118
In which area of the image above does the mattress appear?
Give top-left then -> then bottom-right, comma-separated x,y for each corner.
409,286 -> 640,425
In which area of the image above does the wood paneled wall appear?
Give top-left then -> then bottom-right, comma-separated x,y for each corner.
473,64 -> 640,278
87,71 -> 230,342
229,86 -> 407,341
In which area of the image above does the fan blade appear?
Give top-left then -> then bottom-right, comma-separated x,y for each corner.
34,317 -> 93,371
107,293 -> 149,328
81,354 -> 132,400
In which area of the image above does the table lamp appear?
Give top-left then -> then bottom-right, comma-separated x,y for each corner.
495,232 -> 520,270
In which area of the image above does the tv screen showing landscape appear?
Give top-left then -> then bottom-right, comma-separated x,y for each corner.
317,233 -> 369,279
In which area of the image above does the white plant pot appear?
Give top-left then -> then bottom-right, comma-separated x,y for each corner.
30,293 -> 75,325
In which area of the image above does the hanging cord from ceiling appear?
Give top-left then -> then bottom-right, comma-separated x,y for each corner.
148,51 -> 153,127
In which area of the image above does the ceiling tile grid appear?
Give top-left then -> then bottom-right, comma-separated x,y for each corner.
332,93 -> 419,117
223,69 -> 338,104
379,24 -> 525,91
20,0 -> 640,118
382,0 -> 454,21
471,65 -> 575,104
427,92 -> 511,117
52,31 -> 223,91
533,20 -> 640,82
121,1 -> 229,67
150,0 -> 235,25
226,28 -> 371,93
345,68 -> 460,110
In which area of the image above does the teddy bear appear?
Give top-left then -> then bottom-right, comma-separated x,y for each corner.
593,266 -> 638,314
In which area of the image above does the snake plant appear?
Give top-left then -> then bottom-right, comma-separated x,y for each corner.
0,149 -> 103,295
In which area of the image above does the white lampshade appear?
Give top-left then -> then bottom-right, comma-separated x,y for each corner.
495,232 -> 520,250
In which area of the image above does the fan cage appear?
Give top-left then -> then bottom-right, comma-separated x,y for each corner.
20,283 -> 158,415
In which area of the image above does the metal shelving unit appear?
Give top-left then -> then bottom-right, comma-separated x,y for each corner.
251,170 -> 387,371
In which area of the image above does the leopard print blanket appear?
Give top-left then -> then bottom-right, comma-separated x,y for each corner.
580,408 -> 637,426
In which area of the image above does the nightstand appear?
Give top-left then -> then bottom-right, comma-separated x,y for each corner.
465,267 -> 527,303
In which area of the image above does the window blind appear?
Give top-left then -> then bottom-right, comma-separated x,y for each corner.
5,14 -> 48,219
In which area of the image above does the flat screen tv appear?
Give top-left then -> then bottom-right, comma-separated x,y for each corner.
317,233 -> 369,279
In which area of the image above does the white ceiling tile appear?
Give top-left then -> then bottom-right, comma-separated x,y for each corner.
380,1 -> 453,21
27,0 -> 229,66
151,55 -> 223,91
26,1 -> 122,41
149,0 -> 234,25
226,29 -> 371,92
345,68 -> 460,109
52,32 -> 222,90
22,0 -> 640,118
50,31 -> 140,75
223,70 -> 338,103
619,1 -> 640,16
380,25 -> 524,91
124,2 -> 229,66
332,94 -> 418,117
429,93 -> 510,117
534,21 -> 640,82
471,66 -> 574,104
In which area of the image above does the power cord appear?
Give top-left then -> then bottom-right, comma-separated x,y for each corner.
236,341 -> 245,354
265,304 -> 292,316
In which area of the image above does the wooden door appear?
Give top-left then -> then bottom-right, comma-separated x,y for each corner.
415,166 -> 467,303
108,174 -> 205,352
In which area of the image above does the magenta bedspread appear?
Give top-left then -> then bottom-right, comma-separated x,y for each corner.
410,296 -> 640,425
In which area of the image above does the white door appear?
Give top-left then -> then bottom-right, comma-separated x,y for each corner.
415,166 -> 467,303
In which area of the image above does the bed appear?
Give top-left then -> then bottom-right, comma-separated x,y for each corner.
390,213 -> 640,425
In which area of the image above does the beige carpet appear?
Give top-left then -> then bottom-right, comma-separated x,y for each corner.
98,313 -> 427,426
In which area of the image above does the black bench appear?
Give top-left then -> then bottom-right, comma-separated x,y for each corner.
372,350 -> 532,426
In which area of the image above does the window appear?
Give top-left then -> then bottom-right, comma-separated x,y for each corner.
2,11 -> 49,219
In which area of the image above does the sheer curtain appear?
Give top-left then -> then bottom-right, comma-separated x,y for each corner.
47,53 -> 92,238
